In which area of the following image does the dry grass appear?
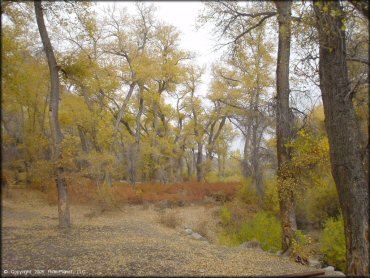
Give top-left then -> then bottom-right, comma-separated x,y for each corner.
157,210 -> 180,229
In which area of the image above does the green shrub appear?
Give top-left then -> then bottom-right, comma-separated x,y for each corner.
263,177 -> 280,216
205,171 -> 220,183
292,230 -> 313,262
220,205 -> 232,226
236,178 -> 259,206
296,177 -> 340,228
219,210 -> 282,252
321,215 -> 346,272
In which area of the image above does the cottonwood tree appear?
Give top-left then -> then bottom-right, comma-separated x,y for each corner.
313,1 -> 368,275
274,0 -> 297,256
199,1 -> 297,252
209,23 -> 274,201
182,65 -> 205,182
34,0 -> 70,229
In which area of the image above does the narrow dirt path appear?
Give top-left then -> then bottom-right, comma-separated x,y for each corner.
2,189 -> 320,276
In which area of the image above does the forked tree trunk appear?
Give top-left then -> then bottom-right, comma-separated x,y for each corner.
34,1 -> 70,229
314,1 -> 369,275
275,1 -> 297,255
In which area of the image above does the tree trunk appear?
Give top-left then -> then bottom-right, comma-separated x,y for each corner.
185,155 -> 192,180
111,82 -> 136,152
217,150 -> 222,178
34,1 -> 70,229
314,1 -> 369,275
77,125 -> 88,153
275,0 -> 297,255
176,156 -> 183,182
130,85 -> 144,186
251,121 -> 264,201
196,142 -> 203,182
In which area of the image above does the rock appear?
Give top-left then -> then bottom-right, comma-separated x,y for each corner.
308,259 -> 322,268
332,271 -> 345,276
323,266 -> 335,272
190,232 -> 203,240
184,228 -> 193,235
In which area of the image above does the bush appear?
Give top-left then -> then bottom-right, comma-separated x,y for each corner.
292,230 -> 313,263
220,205 -> 232,226
157,210 -> 179,229
219,210 -> 282,252
321,215 -> 346,272
238,211 -> 282,252
308,179 -> 340,223
263,177 -> 280,216
30,160 -> 54,191
95,183 -> 119,210
235,178 -> 259,207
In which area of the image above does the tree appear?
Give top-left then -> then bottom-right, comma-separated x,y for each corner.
209,23 -> 274,200
200,1 -> 297,252
34,1 -> 70,229
183,65 -> 205,182
274,1 -> 297,255
313,1 -> 369,275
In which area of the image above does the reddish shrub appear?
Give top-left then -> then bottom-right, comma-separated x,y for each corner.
42,175 -> 240,206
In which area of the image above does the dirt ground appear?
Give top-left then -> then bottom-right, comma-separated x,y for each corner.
2,188 -> 319,276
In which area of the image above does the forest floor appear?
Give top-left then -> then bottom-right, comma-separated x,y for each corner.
3,188 -> 323,276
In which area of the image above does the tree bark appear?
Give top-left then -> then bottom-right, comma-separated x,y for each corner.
196,142 -> 203,182
191,90 -> 204,182
34,1 -> 70,229
206,116 -> 226,161
242,123 -> 252,178
111,82 -> 136,152
129,85 -> 144,186
77,125 -> 88,153
251,120 -> 264,201
275,0 -> 297,255
314,1 -> 369,275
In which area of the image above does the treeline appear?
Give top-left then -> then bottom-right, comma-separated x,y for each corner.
1,1 -> 368,276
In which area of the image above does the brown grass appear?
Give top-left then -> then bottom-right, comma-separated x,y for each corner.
157,210 -> 180,229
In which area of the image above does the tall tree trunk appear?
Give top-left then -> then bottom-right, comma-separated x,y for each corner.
275,1 -> 297,255
130,85 -> 144,186
242,123 -> 252,178
251,121 -> 264,201
111,82 -> 136,153
217,150 -> 222,178
314,1 -> 369,275
34,1 -> 70,229
196,142 -> 203,182
77,125 -> 88,153
185,155 -> 192,180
